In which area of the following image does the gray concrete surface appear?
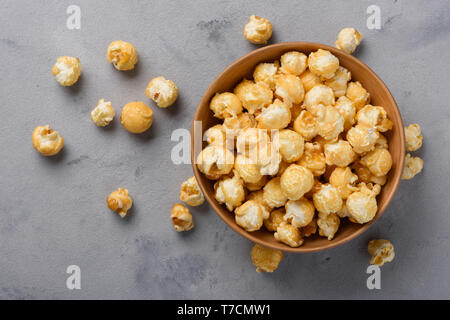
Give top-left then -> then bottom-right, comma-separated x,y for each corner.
0,0 -> 449,299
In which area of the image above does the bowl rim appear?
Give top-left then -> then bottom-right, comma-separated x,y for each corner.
191,41 -> 405,253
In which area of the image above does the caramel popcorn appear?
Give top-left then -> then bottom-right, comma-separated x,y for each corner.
297,142 -> 326,176
278,129 -> 304,163
145,76 -> 178,108
360,147 -> 393,177
234,79 -> 273,114
368,239 -> 395,267
234,154 -> 263,184
280,164 -> 314,200
204,125 -> 227,147
346,81 -> 370,110
209,92 -> 243,119
264,208 -> 285,232
335,28 -> 362,54
356,105 -> 393,132
324,140 -> 356,167
274,74 -> 305,106
243,15 -> 273,44
308,49 -> 340,79
303,84 -> 335,108
274,222 -> 303,247
106,40 -> 138,71
404,124 -> 423,152
170,203 -> 194,232
317,212 -> 340,240
313,184 -> 343,215
299,69 -> 322,92
256,98 -> 291,129
251,244 -> 283,272
107,188 -> 133,218
235,200 -> 264,232
120,102 -> 153,134
247,190 -> 271,219
293,110 -> 319,141
253,62 -> 279,90
329,167 -> 358,199
401,153 -> 423,180
245,175 -> 268,191
279,51 -> 308,76
324,66 -> 351,97
214,170 -> 246,211
31,125 -> 64,156
51,56 -> 81,86
311,104 -> 345,141
90,99 -> 115,127
180,176 -> 205,207
346,124 -> 379,154
346,183 -> 380,224
334,96 -> 356,131
197,145 -> 234,180
263,177 -> 288,209
301,218 -> 318,237
285,198 -> 315,228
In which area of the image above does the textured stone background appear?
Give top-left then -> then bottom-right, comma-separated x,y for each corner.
0,0 -> 449,299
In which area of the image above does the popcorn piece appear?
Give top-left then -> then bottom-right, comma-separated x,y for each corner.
401,153 -> 423,180
51,56 -> 82,86
346,81 -> 370,110
346,124 -> 379,154
334,96 -> 356,131
329,167 -> 358,199
90,99 -> 115,127
280,164 -> 314,200
299,69 -> 322,92
107,188 -> 133,218
145,76 -> 178,108
180,176 -> 205,207
368,239 -> 395,267
301,218 -> 317,237
223,112 -> 256,138
352,161 -> 387,185
204,124 -> 226,147
209,92 -> 243,119
214,170 -> 246,211
274,74 -> 305,106
278,129 -> 304,163
297,142 -> 326,176
197,145 -> 234,180
256,99 -> 291,129
245,175 -> 268,191
375,134 -> 389,150
335,28 -> 362,54
243,15 -> 273,44
346,183 -> 380,224
280,51 -> 308,76
263,177 -> 288,209
234,154 -> 263,184
251,244 -> 283,273
360,147 -> 393,177
170,203 -> 194,232
235,200 -> 264,232
303,84 -> 335,108
308,49 -> 339,79
285,198 -> 315,228
356,105 -> 393,132
106,40 -> 138,71
120,102 -> 153,134
253,62 -> 279,90
234,79 -> 273,114
274,222 -> 303,247
324,140 -> 356,167
247,190 -> 271,219
404,124 -> 423,152
313,184 -> 343,215
31,125 -> 64,156
264,208 -> 285,232
317,212 -> 340,240
293,110 -> 318,141
310,104 -> 344,141
324,66 -> 351,97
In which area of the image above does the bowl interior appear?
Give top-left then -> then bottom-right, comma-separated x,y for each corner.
192,42 -> 405,253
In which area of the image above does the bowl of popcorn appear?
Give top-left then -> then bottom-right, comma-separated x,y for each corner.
191,42 -> 405,253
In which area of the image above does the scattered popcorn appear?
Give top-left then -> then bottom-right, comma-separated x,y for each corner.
243,15 -> 273,44
120,101 -> 153,134
145,76 -> 178,108
335,28 -> 362,54
107,188 -> 132,218
401,153 -> 423,180
251,244 -> 283,272
90,99 -> 115,127
404,124 -> 423,152
180,176 -> 205,207
170,203 -> 194,232
368,239 -> 395,267
106,40 -> 138,71
51,56 -> 81,86
32,125 -> 64,156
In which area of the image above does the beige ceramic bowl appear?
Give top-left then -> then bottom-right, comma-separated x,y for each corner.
191,42 -> 405,253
